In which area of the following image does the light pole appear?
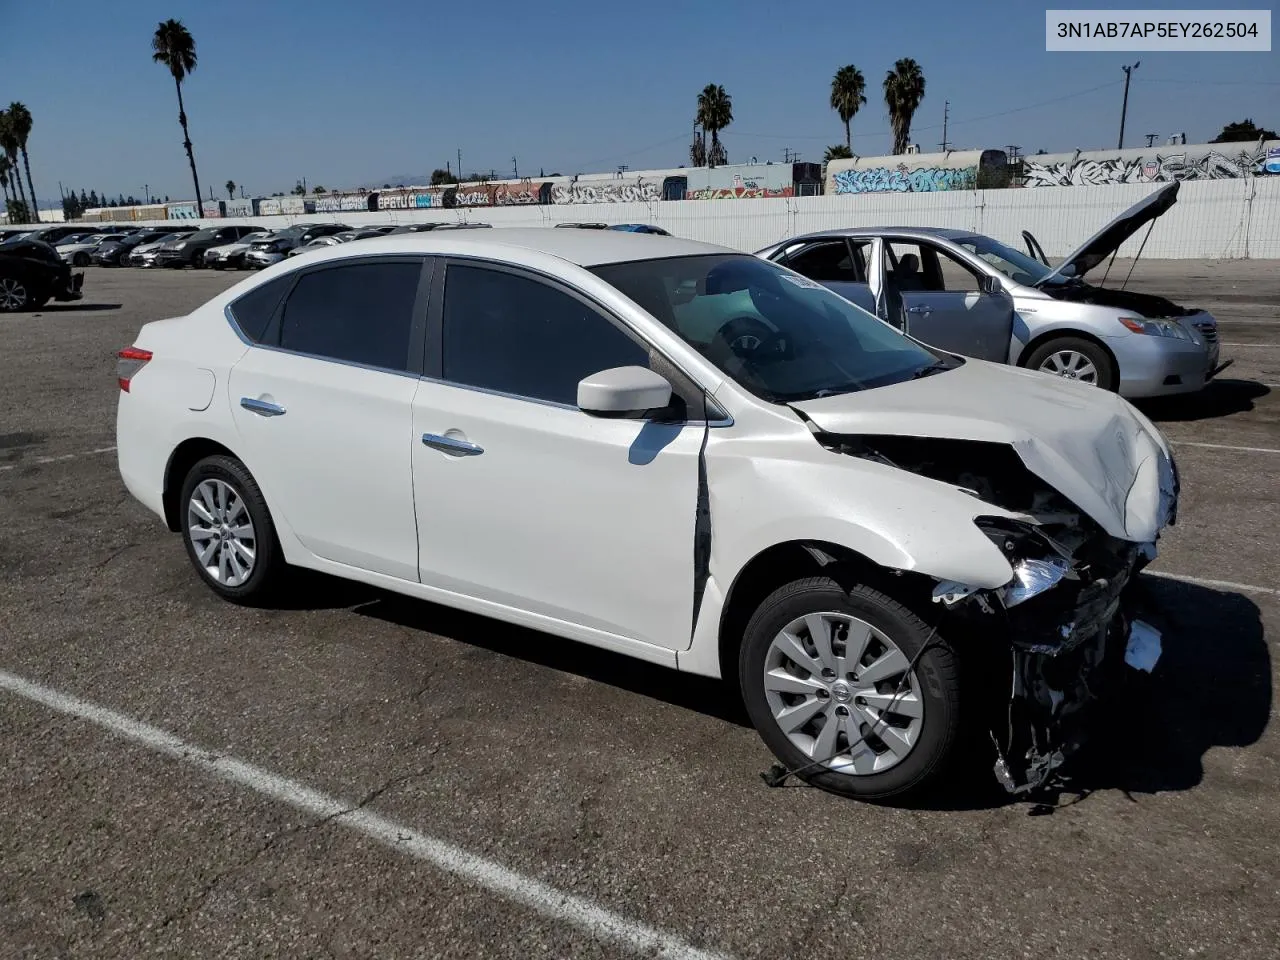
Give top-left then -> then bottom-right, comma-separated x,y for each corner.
1118,61 -> 1140,150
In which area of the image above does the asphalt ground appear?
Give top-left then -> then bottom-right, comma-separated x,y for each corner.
0,259 -> 1276,959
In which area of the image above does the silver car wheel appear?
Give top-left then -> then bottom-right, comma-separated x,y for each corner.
763,611 -> 924,775
1039,350 -> 1099,383
0,277 -> 27,310
187,479 -> 257,588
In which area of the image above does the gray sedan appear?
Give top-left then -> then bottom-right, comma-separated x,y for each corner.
756,183 -> 1226,398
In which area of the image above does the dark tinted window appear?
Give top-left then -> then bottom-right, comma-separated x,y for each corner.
783,240 -> 863,283
228,275 -> 292,343
279,260 -> 421,370
442,264 -> 648,405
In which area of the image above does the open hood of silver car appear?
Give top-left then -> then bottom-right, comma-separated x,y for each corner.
1036,181 -> 1179,287
790,360 -> 1175,543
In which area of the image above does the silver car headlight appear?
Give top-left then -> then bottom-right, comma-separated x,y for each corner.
974,517 -> 1077,608
1117,316 -> 1191,340
1003,557 -> 1071,607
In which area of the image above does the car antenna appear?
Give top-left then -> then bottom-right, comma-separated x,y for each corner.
1118,219 -> 1157,292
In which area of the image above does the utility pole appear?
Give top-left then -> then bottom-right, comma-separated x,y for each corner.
782,147 -> 794,163
512,156 -> 518,178
1144,133 -> 1158,148
939,100 -> 951,152
1118,61 -> 1140,149
457,149 -> 462,181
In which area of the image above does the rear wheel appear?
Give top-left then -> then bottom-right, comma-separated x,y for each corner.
73,251 -> 90,267
179,455 -> 285,605
0,275 -> 31,311
740,578 -> 964,801
1025,336 -> 1116,391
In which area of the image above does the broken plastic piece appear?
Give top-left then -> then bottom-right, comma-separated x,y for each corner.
1124,619 -> 1162,673
932,581 -> 980,605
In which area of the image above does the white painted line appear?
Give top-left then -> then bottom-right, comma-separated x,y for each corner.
1173,440 -> 1280,455
0,669 -> 731,960
0,445 -> 116,473
1219,342 -> 1279,348
1144,570 -> 1279,597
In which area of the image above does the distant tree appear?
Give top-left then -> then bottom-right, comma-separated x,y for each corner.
62,192 -> 83,221
1212,119 -> 1279,143
152,19 -> 203,211
5,199 -> 31,223
117,194 -> 125,206
690,129 -> 707,167
547,172 -> 561,177
830,65 -> 868,151
884,58 -> 926,154
126,195 -> 138,205
695,84 -> 733,168
0,154 -> 11,206
824,144 -> 853,162
291,181 -> 306,196
430,168 -> 457,186
225,179 -> 235,199
313,185 -> 327,195
0,110 -> 29,217
87,189 -> 98,207
6,103 -> 40,222
164,195 -> 170,202
382,183 -> 391,189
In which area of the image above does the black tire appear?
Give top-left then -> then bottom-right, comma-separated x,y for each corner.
1023,336 -> 1117,391
740,577 -> 964,801
73,252 -> 90,267
179,454 -> 285,605
0,274 -> 32,312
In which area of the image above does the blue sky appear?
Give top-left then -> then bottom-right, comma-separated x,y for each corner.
3,0 -> 1277,206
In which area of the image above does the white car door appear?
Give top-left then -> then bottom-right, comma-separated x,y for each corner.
227,257 -> 431,581
410,260 -> 704,651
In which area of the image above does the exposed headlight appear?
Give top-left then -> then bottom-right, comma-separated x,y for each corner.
174,242 -> 187,249
1003,557 -> 1071,607
1117,316 -> 1191,340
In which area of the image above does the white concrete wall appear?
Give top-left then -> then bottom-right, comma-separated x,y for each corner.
21,177 -> 1280,259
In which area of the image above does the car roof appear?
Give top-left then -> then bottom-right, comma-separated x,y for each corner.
303,227 -> 730,267
781,226 -> 978,243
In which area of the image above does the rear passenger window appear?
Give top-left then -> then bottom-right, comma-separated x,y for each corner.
442,264 -> 649,406
228,275 -> 291,343
278,261 -> 422,371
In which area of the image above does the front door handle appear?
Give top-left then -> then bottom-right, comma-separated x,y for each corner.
906,305 -> 932,315
422,433 -> 484,456
241,397 -> 286,417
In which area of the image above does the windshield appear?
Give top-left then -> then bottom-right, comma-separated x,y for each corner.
590,254 -> 951,402
188,228 -> 219,241
949,235 -> 1068,287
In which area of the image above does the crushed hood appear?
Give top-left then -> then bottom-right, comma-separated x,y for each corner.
1037,182 -> 1179,287
790,359 -> 1173,542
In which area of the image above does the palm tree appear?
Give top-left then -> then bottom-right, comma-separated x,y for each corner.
152,19 -> 203,206
883,59 -> 926,155
7,103 -> 40,222
695,84 -> 733,168
829,65 -> 867,152
225,179 -> 236,200
824,144 -> 853,163
0,154 -> 11,207
0,111 -> 29,218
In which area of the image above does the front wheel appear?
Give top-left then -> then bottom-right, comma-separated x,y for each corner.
1024,336 -> 1116,391
740,578 -> 964,801
179,455 -> 286,605
0,275 -> 31,311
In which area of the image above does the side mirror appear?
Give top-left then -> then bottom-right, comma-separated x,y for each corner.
577,366 -> 673,419
980,274 -> 1004,296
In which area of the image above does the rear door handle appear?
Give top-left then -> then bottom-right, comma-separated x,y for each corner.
240,397 -> 286,417
422,433 -> 484,456
906,305 -> 932,315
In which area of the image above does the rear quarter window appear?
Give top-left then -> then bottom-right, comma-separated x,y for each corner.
227,275 -> 292,343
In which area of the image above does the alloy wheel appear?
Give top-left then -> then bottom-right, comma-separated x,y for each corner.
187,478 -> 257,587
0,277 -> 28,310
1039,350 -> 1099,383
763,611 -> 924,775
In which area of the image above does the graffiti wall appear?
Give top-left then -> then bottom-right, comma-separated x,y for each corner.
314,193 -> 374,212
201,200 -> 224,218
825,149 -> 1005,195
551,177 -> 662,204
225,198 -> 257,217
167,202 -> 199,220
257,197 -> 312,216
684,162 -> 818,200
1023,140 -> 1280,187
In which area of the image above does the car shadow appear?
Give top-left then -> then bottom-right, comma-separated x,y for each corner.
1044,577 -> 1271,807
1137,378 -> 1271,422
273,571 -> 1269,810
31,303 -> 123,313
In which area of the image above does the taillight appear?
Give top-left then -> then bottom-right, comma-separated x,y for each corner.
117,346 -> 152,392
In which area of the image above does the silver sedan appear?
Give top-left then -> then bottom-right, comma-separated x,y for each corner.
756,183 -> 1226,398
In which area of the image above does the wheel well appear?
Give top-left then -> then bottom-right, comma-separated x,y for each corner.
716,541 -> 935,692
162,438 -> 239,531
1017,329 -> 1119,382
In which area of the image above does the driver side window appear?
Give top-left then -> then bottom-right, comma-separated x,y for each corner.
934,248 -> 984,293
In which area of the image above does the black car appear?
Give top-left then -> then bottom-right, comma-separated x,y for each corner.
154,224 -> 265,269
24,225 -> 107,246
0,236 -> 85,312
93,228 -> 181,266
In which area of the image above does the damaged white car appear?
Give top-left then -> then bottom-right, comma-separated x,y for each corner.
115,229 -> 1177,801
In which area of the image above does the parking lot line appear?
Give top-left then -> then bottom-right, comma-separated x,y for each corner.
1173,440 -> 1280,455
0,445 -> 116,473
1219,342 -> 1279,347
1145,570 -> 1279,597
0,669 -> 730,960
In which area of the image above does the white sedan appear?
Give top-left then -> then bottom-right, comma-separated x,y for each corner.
115,229 -> 1177,801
